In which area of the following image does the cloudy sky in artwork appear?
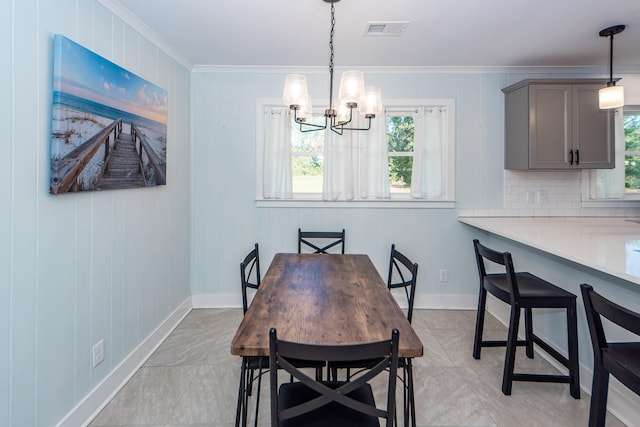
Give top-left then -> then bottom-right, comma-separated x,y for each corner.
53,34 -> 168,124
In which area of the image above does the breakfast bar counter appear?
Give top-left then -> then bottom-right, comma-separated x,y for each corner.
459,216 -> 640,286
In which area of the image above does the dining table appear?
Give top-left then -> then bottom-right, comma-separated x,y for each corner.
231,252 -> 424,426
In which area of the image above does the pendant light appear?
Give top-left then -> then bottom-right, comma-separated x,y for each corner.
599,25 -> 625,109
282,0 -> 382,135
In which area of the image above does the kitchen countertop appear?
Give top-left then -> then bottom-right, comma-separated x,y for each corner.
459,216 -> 640,285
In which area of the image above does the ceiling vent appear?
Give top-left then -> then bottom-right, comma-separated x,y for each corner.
363,21 -> 409,36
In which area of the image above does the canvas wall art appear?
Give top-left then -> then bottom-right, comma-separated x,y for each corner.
49,34 -> 168,194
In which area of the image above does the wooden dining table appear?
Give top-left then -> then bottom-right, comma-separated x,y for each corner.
231,252 -> 423,358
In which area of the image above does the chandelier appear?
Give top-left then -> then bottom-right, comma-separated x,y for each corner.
282,0 -> 382,135
598,24 -> 625,109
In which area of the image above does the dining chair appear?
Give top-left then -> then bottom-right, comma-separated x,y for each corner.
330,244 -> 418,427
298,228 -> 345,254
580,284 -> 640,427
387,244 -> 419,427
236,244 -> 325,427
236,243 -> 267,427
269,327 -> 399,427
472,239 -> 580,398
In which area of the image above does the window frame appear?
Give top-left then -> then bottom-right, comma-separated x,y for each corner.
256,98 -> 456,208
582,105 -> 640,206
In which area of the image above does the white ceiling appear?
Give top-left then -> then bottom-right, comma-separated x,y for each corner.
112,0 -> 640,70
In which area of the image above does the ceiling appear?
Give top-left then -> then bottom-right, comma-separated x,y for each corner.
113,0 -> 640,70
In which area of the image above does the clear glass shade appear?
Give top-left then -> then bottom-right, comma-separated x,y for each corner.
599,84 -> 624,109
283,74 -> 309,108
359,86 -> 383,117
337,70 -> 365,106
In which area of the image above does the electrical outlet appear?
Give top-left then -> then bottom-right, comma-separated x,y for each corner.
439,269 -> 448,282
92,339 -> 105,368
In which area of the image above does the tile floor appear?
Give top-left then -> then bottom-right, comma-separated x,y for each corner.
89,308 -> 626,427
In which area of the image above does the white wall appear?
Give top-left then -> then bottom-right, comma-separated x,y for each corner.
190,71 -> 557,307
1,1 -> 191,426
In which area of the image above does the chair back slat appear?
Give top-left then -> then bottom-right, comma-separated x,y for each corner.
298,228 -> 345,254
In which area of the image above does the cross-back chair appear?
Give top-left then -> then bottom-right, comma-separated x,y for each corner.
269,327 -> 399,427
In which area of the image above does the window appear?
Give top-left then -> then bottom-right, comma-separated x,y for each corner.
257,98 -> 455,207
386,110 -> 415,193
624,107 -> 640,193
586,106 -> 640,203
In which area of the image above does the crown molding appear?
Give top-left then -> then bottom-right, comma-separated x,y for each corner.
97,0 -> 193,71
192,64 -> 640,75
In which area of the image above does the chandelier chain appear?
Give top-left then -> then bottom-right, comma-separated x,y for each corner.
328,2 -> 335,111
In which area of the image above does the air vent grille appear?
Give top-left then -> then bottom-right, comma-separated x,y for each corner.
363,21 -> 409,36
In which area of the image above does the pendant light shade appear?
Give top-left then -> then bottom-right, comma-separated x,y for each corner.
598,25 -> 625,110
599,85 -> 624,110
282,74 -> 309,109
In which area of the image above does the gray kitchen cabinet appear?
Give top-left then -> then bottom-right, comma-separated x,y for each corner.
503,79 -> 614,170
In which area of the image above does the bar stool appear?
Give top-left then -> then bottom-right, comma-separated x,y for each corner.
581,284 -> 640,427
472,239 -> 580,398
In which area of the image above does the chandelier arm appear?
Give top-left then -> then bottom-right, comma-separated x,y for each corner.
331,117 -> 373,132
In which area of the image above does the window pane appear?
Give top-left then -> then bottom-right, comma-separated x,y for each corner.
625,155 -> 640,192
292,155 -> 323,193
388,157 -> 411,192
387,116 -> 414,152
625,114 -> 640,152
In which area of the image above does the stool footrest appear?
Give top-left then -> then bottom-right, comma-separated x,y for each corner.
481,340 -> 528,348
512,373 -> 572,383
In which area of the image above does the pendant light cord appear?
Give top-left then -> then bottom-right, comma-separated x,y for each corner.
608,33 -> 614,85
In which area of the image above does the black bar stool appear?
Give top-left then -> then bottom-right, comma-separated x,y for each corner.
472,239 -> 580,398
581,284 -> 640,427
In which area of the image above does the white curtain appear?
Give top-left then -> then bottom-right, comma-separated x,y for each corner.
589,108 -> 625,199
323,124 -> 357,201
263,107 -> 292,199
358,110 -> 390,199
411,107 -> 446,198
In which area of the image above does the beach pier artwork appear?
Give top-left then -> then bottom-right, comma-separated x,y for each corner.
49,35 -> 167,194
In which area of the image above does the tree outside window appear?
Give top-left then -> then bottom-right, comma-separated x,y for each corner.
624,109 -> 640,193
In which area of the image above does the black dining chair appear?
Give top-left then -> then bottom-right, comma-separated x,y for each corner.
580,284 -> 640,427
472,239 -> 580,398
269,327 -> 399,427
329,244 -> 418,427
387,244 -> 419,427
236,244 -> 267,427
298,228 -> 345,254
236,244 -> 325,427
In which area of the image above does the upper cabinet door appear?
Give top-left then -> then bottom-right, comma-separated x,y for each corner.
572,84 -> 614,169
529,84 -> 572,169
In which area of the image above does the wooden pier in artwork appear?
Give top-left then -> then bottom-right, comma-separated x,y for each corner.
50,119 -> 166,194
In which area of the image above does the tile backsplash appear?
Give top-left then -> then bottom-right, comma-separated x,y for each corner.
460,170 -> 640,217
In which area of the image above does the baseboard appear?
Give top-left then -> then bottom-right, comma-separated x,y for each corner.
485,298 -> 640,425
191,292 -> 241,308
55,296 -> 193,427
